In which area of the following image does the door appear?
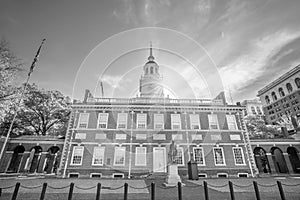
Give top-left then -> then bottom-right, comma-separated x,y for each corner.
153,147 -> 166,172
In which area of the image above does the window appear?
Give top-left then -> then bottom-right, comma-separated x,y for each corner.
232,147 -> 245,165
191,134 -> 202,140
251,106 -> 257,115
265,95 -> 270,104
135,147 -> 146,166
116,134 -> 126,140
97,113 -> 108,129
172,134 -> 183,140
171,114 -> 181,130
78,113 -> 89,129
95,133 -> 106,139
75,133 -> 86,139
137,113 -> 147,129
154,114 -> 164,129
117,113 -> 127,129
190,114 -> 200,129
271,92 -> 277,101
136,134 -> 147,140
229,134 -> 241,140
92,147 -> 105,166
211,134 -> 221,140
208,114 -> 219,130
257,106 -> 262,115
150,66 -> 153,74
278,88 -> 285,97
213,147 -> 225,166
71,146 -> 84,165
193,147 -> 205,166
69,173 -> 79,178
114,147 -> 125,166
153,133 -> 166,140
173,147 -> 184,166
286,83 -> 293,93
226,115 -> 237,130
295,78 -> 300,88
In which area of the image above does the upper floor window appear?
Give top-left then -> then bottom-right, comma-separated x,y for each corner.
295,78 -> 300,88
193,147 -> 205,166
173,147 -> 184,166
251,106 -> 257,115
257,106 -> 262,115
190,114 -> 200,130
286,83 -> 293,93
78,113 -> 89,129
226,115 -> 237,130
71,146 -> 84,165
114,147 -> 126,166
117,113 -> 127,129
171,114 -> 181,130
154,114 -> 164,129
232,147 -> 245,165
92,147 -> 105,166
271,92 -> 277,101
265,95 -> 270,104
150,66 -> 153,74
97,113 -> 108,129
135,147 -> 147,166
278,88 -> 285,97
208,114 -> 219,130
145,67 -> 148,74
137,113 -> 147,129
213,147 -> 225,166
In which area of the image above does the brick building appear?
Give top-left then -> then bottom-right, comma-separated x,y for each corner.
58,46 -> 258,179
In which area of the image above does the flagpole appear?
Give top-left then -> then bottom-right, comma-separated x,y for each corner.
0,39 -> 46,162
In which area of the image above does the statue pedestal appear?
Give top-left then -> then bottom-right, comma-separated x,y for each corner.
163,164 -> 184,187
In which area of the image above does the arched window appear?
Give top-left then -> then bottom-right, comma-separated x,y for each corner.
295,78 -> 300,88
251,106 -> 256,114
145,68 -> 148,74
286,83 -> 293,93
265,95 -> 270,104
155,67 -> 158,74
278,87 -> 285,97
150,66 -> 153,74
271,92 -> 277,101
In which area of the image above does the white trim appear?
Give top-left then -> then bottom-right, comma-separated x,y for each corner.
97,113 -> 109,129
68,173 -> 79,178
113,147 -> 126,166
237,173 -> 248,178
154,113 -> 164,130
213,147 -> 226,166
70,146 -> 84,166
92,146 -> 105,166
198,173 -> 207,178
135,147 -> 147,166
137,113 -> 147,129
174,147 -> 185,166
190,114 -> 201,130
193,147 -> 205,166
171,114 -> 181,130
217,173 -> 228,178
77,113 -> 89,129
90,173 -> 102,178
75,133 -> 86,139
208,114 -> 219,130
226,114 -> 238,130
117,113 -> 128,129
153,147 -> 167,172
232,147 -> 246,166
112,173 -> 124,178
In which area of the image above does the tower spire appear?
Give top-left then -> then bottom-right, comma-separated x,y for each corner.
148,41 -> 154,61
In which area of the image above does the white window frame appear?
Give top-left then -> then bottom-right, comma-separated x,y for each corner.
92,147 -> 105,166
71,146 -> 84,166
68,173 -> 79,178
154,114 -> 164,130
117,113 -> 127,129
137,113 -> 147,129
116,133 -> 127,140
193,147 -> 205,166
217,173 -> 228,178
90,173 -> 102,178
172,134 -> 183,140
114,147 -> 126,166
171,114 -> 181,130
190,114 -> 200,130
174,147 -> 184,166
97,113 -> 109,129
226,115 -> 238,130
95,133 -> 106,140
232,147 -> 246,165
208,114 -> 219,130
77,113 -> 89,129
135,147 -> 147,166
136,133 -> 147,140
75,133 -> 86,140
213,147 -> 226,166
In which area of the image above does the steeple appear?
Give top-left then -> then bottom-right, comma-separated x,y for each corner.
148,41 -> 155,61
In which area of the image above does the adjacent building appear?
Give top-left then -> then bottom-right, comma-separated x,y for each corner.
241,98 -> 264,117
58,46 -> 258,179
257,65 -> 300,125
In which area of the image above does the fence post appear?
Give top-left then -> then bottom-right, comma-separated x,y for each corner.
96,183 -> 101,200
178,182 -> 182,200
68,182 -> 74,200
228,181 -> 235,200
40,183 -> 47,200
277,181 -> 286,200
253,181 -> 261,200
11,182 -> 20,200
124,183 -> 128,200
203,181 -> 209,200
151,182 -> 155,200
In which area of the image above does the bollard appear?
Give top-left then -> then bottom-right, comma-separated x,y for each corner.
277,181 -> 286,200
228,181 -> 235,200
178,182 -> 182,200
203,181 -> 209,200
11,182 -> 20,200
253,181 -> 261,200
124,183 -> 128,200
40,183 -> 47,200
0,188 -> 2,197
96,183 -> 101,200
151,182 -> 155,200
68,182 -> 74,200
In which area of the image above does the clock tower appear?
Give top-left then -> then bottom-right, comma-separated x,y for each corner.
139,43 -> 164,98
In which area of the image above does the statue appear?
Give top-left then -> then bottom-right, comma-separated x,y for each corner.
168,140 -> 177,164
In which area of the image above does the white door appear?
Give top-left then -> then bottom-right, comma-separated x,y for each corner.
153,147 -> 166,172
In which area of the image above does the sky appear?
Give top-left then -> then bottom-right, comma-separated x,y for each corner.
1,0 -> 300,103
